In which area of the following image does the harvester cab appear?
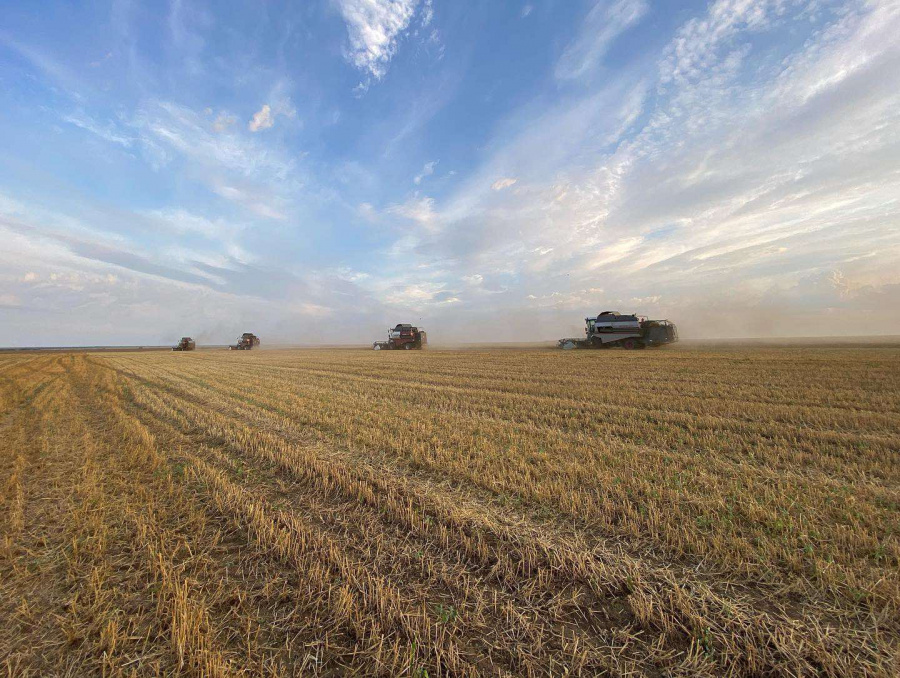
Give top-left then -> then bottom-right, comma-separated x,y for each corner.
373,324 -> 427,350
230,333 -> 260,351
559,311 -> 678,349
172,337 -> 196,351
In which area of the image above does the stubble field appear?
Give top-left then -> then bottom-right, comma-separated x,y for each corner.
1,346 -> 898,676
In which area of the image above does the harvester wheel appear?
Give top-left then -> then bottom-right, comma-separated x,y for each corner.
622,338 -> 637,350
404,343 -> 412,350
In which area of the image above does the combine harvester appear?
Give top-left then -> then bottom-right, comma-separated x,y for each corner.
230,333 -> 260,351
559,311 -> 678,350
373,324 -> 427,350
172,337 -> 196,351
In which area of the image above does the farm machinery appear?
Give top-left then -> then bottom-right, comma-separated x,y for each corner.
558,311 -> 678,350
172,337 -> 196,351
373,324 -> 427,350
230,333 -> 260,351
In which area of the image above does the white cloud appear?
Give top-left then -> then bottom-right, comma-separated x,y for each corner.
384,281 -> 445,305
522,5 -> 533,19
387,195 -> 439,231
414,160 -> 438,184
337,0 -> 421,80
420,0 -> 434,26
491,177 -> 518,191
248,104 -> 274,132
658,0 -> 782,87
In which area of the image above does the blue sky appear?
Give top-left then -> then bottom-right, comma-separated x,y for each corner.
1,0 -> 899,346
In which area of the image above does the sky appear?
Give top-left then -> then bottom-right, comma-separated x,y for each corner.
1,0 -> 899,346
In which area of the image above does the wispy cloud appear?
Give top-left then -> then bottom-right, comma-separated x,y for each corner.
658,0 -> 781,87
135,102 -> 295,177
212,111 -> 237,132
0,32 -> 87,99
387,195 -> 439,232
130,101 -> 300,218
413,160 -> 438,185
491,177 -> 517,191
61,112 -> 135,147
555,0 -> 648,81
420,0 -> 434,27
337,0 -> 421,80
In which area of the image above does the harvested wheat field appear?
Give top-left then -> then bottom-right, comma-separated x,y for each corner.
1,347 -> 898,677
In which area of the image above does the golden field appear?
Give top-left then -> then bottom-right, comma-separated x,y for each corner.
1,346 -> 898,676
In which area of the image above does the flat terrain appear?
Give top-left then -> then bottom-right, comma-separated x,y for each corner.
1,347 -> 898,676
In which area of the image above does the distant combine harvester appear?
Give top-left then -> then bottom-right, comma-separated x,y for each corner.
172,337 -> 195,351
230,333 -> 260,351
559,311 -> 678,350
373,324 -> 427,350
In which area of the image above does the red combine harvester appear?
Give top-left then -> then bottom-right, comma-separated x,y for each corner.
172,337 -> 196,351
373,324 -> 427,350
230,333 -> 260,351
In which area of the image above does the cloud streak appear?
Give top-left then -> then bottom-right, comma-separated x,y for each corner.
555,0 -> 648,80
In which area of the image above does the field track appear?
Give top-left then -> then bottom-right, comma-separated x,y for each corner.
1,347 -> 898,676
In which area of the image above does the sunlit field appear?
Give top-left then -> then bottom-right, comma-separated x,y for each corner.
1,346 -> 898,676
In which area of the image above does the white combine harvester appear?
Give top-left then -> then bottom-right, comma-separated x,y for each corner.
559,311 -> 678,350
